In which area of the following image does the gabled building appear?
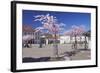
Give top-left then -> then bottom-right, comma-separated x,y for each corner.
22,25 -> 42,44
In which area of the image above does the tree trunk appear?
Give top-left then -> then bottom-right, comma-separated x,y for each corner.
54,33 -> 59,57
74,35 -> 77,50
84,36 -> 87,50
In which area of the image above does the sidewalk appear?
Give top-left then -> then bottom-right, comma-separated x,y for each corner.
22,44 -> 91,61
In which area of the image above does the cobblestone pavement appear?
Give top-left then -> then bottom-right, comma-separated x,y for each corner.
22,44 -> 91,61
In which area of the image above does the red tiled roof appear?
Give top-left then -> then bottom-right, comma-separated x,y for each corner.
23,25 -> 35,32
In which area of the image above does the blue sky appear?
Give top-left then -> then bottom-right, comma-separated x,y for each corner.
22,10 -> 91,33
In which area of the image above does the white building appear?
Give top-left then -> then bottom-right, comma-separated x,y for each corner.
59,35 -> 89,44
60,36 -> 70,44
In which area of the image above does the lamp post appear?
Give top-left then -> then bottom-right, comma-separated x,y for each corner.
39,35 -> 45,48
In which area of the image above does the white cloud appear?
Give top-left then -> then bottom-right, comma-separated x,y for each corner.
59,23 -> 66,27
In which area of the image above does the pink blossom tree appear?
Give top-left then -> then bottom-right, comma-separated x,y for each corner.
34,14 -> 60,57
64,25 -> 85,49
